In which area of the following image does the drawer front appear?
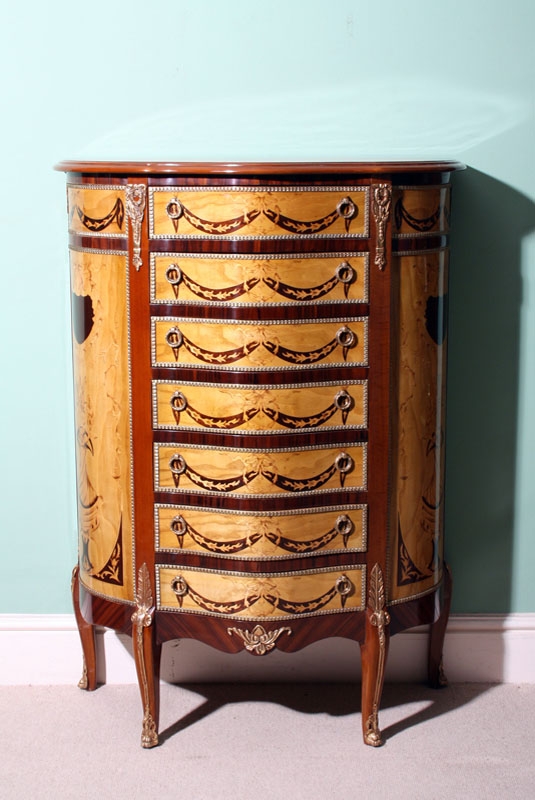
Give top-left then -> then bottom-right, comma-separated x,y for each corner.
150,253 -> 369,305
150,186 -> 369,239
393,185 -> 450,236
157,564 -> 366,619
67,185 -> 126,237
155,444 -> 367,496
155,504 -> 367,558
152,318 -> 368,369
152,380 -> 367,433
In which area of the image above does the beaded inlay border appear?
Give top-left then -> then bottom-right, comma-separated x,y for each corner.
154,501 -> 368,559
67,182 -> 126,191
79,573 -> 136,607
68,244 -> 128,256
387,575 -> 443,606
153,440 -> 368,496
151,377 -> 368,434
156,563 -> 367,619
67,183 -> 127,239
149,251 -> 370,306
150,315 -> 369,370
393,184 -> 452,192
393,231 -> 450,239
148,184 -> 370,240
393,247 -> 448,257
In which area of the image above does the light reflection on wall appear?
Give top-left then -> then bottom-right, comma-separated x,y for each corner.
75,80 -> 530,162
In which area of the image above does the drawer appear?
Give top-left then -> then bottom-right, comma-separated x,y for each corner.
154,443 -> 367,496
155,504 -> 367,558
157,564 -> 366,619
151,318 -> 368,369
393,185 -> 450,236
67,185 -> 125,237
149,185 -> 369,239
150,253 -> 369,305
152,380 -> 367,432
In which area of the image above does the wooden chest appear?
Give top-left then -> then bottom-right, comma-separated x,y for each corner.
57,160 -> 462,747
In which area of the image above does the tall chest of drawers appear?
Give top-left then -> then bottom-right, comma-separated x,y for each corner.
57,160 -> 462,747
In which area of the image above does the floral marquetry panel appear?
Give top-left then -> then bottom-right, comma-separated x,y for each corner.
157,565 -> 366,620
150,253 -> 369,305
155,505 -> 367,559
70,248 -> 134,601
152,380 -> 367,433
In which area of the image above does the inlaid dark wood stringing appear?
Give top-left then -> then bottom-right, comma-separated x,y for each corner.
73,197 -> 124,232
168,198 -> 359,236
171,578 -> 346,616
166,514 -> 358,555
164,268 -> 352,302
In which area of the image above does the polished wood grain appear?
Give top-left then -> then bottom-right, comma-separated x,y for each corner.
154,443 -> 367,495
154,599 -> 367,651
67,186 -> 126,236
70,248 -> 134,602
150,186 -> 369,239
151,318 -> 368,369
150,252 -> 369,305
157,563 -> 365,619
392,185 -> 451,236
119,177 -> 154,584
390,250 -> 448,603
77,571 -> 441,647
71,566 -> 97,690
56,160 -> 465,176
155,504 -> 367,558
152,379 -> 367,433
428,562 -> 453,688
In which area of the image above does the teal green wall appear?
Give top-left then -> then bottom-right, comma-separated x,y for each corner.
1,1 -> 533,614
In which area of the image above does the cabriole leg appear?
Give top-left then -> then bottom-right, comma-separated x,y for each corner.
132,563 -> 161,748
428,562 -> 453,688
360,563 -> 390,747
71,565 -> 98,691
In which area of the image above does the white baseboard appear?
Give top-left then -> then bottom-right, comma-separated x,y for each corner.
1,613 -> 534,686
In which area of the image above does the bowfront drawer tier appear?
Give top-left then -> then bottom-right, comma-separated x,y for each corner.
149,186 -> 369,239
150,253 -> 369,306
154,443 -> 367,496
154,504 -> 367,558
151,317 -> 368,369
157,564 -> 366,620
58,159 -> 463,751
152,379 -> 368,433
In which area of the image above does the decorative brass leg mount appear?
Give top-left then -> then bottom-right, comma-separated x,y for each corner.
361,563 -> 390,747
132,563 -> 159,749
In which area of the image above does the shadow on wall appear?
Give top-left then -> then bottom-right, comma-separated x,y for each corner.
446,167 -> 535,613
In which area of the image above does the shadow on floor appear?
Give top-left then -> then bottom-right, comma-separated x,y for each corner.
157,680 -> 492,746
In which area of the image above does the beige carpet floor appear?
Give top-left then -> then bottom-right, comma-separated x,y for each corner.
2,682 -> 534,799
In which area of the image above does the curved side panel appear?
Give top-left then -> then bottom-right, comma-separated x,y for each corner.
389,250 -> 448,603
70,247 -> 134,602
